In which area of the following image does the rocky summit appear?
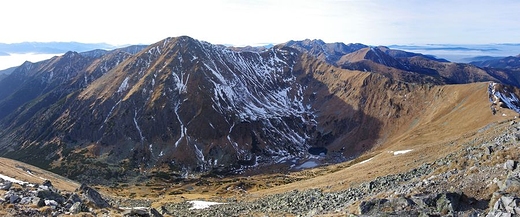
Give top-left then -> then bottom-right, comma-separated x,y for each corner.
1,36 -> 520,216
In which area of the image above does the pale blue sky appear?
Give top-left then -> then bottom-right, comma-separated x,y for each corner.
1,0 -> 519,46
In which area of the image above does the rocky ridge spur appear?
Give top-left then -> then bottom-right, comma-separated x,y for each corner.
0,179 -> 161,216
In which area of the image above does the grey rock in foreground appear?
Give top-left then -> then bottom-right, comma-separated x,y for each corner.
0,179 -> 114,216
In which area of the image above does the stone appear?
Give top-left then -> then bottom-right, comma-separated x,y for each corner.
37,198 -> 46,207
358,199 -> 388,214
37,189 -> 65,204
67,193 -> 81,204
45,199 -> 59,209
69,202 -> 82,214
500,175 -> 520,192
411,194 -> 437,208
42,180 -> 53,188
123,208 -> 149,217
9,194 -> 20,204
488,196 -> 520,217
0,181 -> 12,190
486,146 -> 494,155
504,160 -> 517,171
150,208 -> 164,217
19,196 -> 39,206
79,184 -> 110,208
436,192 -> 461,214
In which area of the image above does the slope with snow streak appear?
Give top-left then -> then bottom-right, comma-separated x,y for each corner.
170,39 -> 317,168
50,36 -> 322,175
489,82 -> 520,113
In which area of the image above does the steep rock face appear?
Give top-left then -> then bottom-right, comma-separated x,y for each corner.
63,37 -> 321,172
489,82 -> 520,113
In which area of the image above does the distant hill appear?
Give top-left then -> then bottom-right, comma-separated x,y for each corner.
470,54 -> 520,69
0,42 -> 116,54
462,56 -> 505,63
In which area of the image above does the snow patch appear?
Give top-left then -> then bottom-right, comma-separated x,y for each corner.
393,149 -> 413,155
0,173 -> 33,187
295,160 -> 320,169
117,77 -> 130,93
358,157 -> 374,164
188,200 -> 225,210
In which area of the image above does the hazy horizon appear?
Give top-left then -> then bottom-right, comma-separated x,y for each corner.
2,40 -> 520,70
1,0 -> 519,46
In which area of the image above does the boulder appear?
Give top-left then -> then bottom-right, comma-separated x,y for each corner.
69,202 -> 82,214
436,192 -> 462,214
42,180 -> 53,188
0,181 -> 12,190
123,208 -> 150,217
37,189 -> 65,204
150,208 -> 164,217
45,199 -> 59,208
79,184 -> 110,208
485,146 -> 494,155
67,193 -> 81,204
9,194 -> 20,204
411,193 -> 437,208
487,195 -> 520,216
19,196 -> 39,206
358,197 -> 417,214
499,174 -> 520,192
504,160 -> 517,171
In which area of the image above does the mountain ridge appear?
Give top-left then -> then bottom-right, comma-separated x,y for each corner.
0,36 -> 519,184
2,36 -> 520,216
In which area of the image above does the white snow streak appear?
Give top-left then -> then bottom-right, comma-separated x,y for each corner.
358,157 -> 374,164
117,77 -> 130,93
133,110 -> 145,144
99,99 -> 121,130
188,200 -> 225,210
0,173 -> 33,187
173,103 -> 187,148
393,150 -> 413,155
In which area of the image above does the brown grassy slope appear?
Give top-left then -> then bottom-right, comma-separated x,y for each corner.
0,157 -> 80,192
252,81 -> 514,195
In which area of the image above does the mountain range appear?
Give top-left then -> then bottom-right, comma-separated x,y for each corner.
0,36 -> 520,183
2,36 -> 520,215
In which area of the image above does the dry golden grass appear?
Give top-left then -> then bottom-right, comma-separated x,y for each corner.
0,157 -> 80,192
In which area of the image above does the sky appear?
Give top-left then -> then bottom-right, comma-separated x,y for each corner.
1,0 -> 519,46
